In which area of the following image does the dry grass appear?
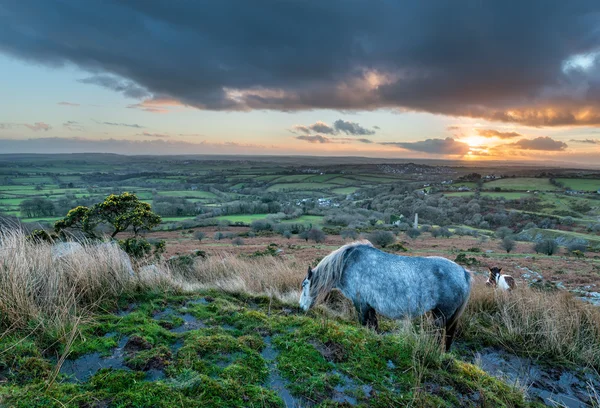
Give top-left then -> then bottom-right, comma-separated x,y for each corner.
2,229 -> 600,371
462,277 -> 600,368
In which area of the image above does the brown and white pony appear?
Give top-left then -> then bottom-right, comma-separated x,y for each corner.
486,267 -> 516,291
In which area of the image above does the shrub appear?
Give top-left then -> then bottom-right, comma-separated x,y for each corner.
406,228 -> 421,239
213,232 -> 224,241
307,228 -> 326,243
368,230 -> 396,248
495,226 -> 513,239
534,239 -> 559,255
251,219 -> 272,232
340,229 -> 358,240
386,242 -> 408,252
25,229 -> 57,244
454,253 -> 480,266
194,231 -> 206,241
118,237 -> 152,259
500,237 -> 516,253
283,231 -> 292,239
566,239 -> 587,253
232,237 -> 245,246
431,227 -> 452,238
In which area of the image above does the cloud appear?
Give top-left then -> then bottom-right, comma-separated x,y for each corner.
0,122 -> 52,131
99,121 -> 144,129
136,132 -> 170,138
127,97 -> 182,113
23,122 -> 51,131
295,135 -> 332,144
57,101 -> 80,107
63,120 -> 84,131
381,137 -> 470,155
333,119 -> 376,135
292,119 -> 376,136
292,122 -> 335,135
79,75 -> 150,99
476,129 -> 522,139
0,137 -> 267,154
505,136 -> 568,151
570,138 -> 600,144
358,138 -> 373,144
5,2 -> 600,125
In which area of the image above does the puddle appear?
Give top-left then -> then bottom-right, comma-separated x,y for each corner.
470,348 -> 599,407
261,336 -> 303,408
331,370 -> 372,406
153,307 -> 176,320
170,313 -> 206,333
117,303 -> 137,317
60,336 -> 130,382
146,368 -> 165,381
187,298 -> 209,306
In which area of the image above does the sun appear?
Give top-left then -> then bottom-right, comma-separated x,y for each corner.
460,136 -> 488,147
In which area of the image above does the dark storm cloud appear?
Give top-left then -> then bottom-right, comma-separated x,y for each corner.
476,129 -> 522,139
570,138 -> 600,144
381,137 -> 470,155
2,1 -> 600,125
505,137 -> 568,151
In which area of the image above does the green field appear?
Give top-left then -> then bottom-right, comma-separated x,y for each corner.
483,177 -> 559,191
213,214 -> 272,223
445,191 -> 534,199
332,186 -> 360,195
556,178 -> 600,191
266,183 -> 337,192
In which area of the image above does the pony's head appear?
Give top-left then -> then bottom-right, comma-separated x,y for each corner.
486,266 -> 502,286
299,266 -> 315,311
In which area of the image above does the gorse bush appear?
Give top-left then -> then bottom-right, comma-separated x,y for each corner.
368,230 -> 396,247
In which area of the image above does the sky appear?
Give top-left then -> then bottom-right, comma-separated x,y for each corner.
1,1 -> 600,164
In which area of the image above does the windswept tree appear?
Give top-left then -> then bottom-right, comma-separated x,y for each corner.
55,192 -> 161,238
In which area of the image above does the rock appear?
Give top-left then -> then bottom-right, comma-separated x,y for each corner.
51,242 -> 84,261
52,241 -> 134,277
97,242 -> 135,277
140,264 -> 160,275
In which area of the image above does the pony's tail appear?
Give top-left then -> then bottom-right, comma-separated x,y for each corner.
444,268 -> 472,350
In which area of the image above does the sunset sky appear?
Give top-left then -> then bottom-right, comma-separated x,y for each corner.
1,1 -> 600,164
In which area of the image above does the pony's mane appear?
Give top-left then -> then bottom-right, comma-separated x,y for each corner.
311,240 -> 373,303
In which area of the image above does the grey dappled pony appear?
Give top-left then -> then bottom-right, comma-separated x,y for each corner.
299,241 -> 472,350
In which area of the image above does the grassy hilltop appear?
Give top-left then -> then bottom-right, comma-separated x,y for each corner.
1,232 -> 599,407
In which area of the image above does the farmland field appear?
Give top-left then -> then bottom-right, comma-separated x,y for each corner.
482,177 -> 559,191
556,178 -> 600,191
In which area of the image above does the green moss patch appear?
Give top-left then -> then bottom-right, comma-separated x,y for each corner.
0,290 -> 537,407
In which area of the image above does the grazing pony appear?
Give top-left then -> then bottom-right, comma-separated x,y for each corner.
486,267 -> 516,291
299,241 -> 472,351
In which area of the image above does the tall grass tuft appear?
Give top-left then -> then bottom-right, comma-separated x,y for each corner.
462,278 -> 600,369
0,230 -> 134,335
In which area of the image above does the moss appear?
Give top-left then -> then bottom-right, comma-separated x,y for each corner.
124,345 -> 172,371
1,290 -> 542,408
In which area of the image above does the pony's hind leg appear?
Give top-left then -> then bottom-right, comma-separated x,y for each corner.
430,308 -> 449,352
364,306 -> 378,331
356,302 -> 379,331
